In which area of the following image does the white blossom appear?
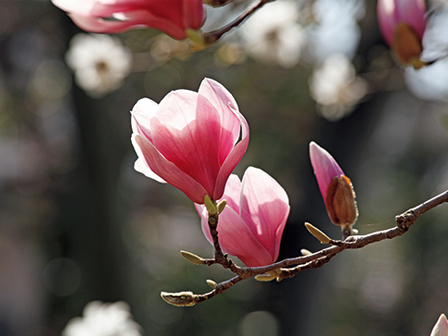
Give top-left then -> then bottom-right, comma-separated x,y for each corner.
309,53 -> 368,121
306,0 -> 365,63
239,0 -> 305,68
65,34 -> 132,98
62,301 -> 142,336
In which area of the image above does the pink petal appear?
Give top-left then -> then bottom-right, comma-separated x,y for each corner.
377,0 -> 426,46
309,141 -> 344,205
68,10 -> 188,39
150,91 -> 223,197
133,134 -> 208,203
198,78 -> 241,164
430,314 -> 448,336
200,204 -> 275,267
212,103 -> 250,201
239,167 -> 289,261
131,97 -> 159,141
52,0 -> 204,39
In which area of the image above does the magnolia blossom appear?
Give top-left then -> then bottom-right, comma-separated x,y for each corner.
239,0 -> 305,68
65,33 -> 132,98
62,301 -> 142,336
309,53 -> 368,121
430,314 -> 448,336
51,0 -> 205,40
309,141 -> 358,229
131,78 -> 249,204
377,0 -> 427,68
196,167 -> 290,267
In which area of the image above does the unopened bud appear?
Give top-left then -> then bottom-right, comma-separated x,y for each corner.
255,269 -> 282,282
325,175 -> 358,227
217,200 -> 227,214
160,291 -> 196,307
204,194 -> 217,215
393,23 -> 426,69
206,279 -> 217,289
301,249 -> 312,256
305,222 -> 331,244
180,250 -> 207,265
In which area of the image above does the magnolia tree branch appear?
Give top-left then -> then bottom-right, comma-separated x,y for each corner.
161,189 -> 448,307
201,0 -> 273,45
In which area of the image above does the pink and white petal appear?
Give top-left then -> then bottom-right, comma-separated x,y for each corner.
134,157 -> 166,183
219,174 -> 241,214
68,10 -> 187,39
212,104 -> 249,200
377,0 -> 397,45
52,0 -> 99,16
198,78 -> 240,163
207,206 -> 275,267
133,134 -> 208,203
309,141 -> 344,204
131,97 -> 159,140
239,167 -> 289,258
430,314 -> 448,336
151,92 -> 223,196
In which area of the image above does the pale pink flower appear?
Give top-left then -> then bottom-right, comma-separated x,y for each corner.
131,78 -> 249,204
51,0 -> 205,40
309,141 -> 358,227
430,314 -> 448,336
196,167 -> 290,267
377,0 -> 427,68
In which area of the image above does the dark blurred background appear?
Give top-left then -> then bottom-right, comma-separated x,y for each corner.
1,0 -> 448,335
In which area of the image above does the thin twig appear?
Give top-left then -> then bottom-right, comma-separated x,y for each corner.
202,0 -> 273,45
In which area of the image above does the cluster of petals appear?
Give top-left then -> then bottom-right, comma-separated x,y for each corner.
309,141 -> 358,226
196,167 -> 290,267
51,0 -> 205,40
377,0 -> 427,68
430,314 -> 448,336
131,78 -> 249,204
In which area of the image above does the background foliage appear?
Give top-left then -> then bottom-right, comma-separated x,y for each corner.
1,1 -> 448,335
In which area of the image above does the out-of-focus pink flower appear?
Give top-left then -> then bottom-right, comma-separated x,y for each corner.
131,78 -> 249,205
196,167 -> 290,267
430,314 -> 448,336
309,141 -> 358,228
51,0 -> 205,40
377,0 -> 427,68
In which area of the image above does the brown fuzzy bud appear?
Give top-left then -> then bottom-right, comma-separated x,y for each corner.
325,175 -> 358,226
393,22 -> 426,69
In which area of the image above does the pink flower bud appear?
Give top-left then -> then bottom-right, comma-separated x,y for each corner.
51,0 -> 205,40
377,0 -> 427,68
196,167 -> 290,267
131,78 -> 249,204
430,314 -> 448,336
309,142 -> 358,227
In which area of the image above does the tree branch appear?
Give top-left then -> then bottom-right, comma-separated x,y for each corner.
161,189 -> 448,306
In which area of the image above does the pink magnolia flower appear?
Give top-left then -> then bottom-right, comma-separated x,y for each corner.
377,0 -> 427,68
309,141 -> 358,228
430,314 -> 448,336
51,0 -> 205,40
196,167 -> 290,267
131,78 -> 249,204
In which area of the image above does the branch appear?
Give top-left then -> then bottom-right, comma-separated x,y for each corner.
201,0 -> 273,46
161,189 -> 448,306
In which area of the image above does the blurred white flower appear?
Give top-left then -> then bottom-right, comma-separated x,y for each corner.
306,0 -> 365,63
62,301 -> 142,336
239,0 -> 306,68
65,34 -> 132,98
405,57 -> 448,102
309,53 -> 368,121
